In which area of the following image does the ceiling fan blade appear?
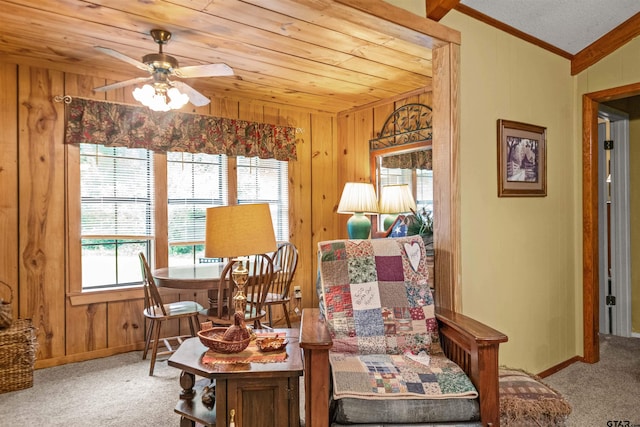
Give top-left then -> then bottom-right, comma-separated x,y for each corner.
95,46 -> 152,72
93,76 -> 153,92
173,63 -> 234,78
171,81 -> 210,107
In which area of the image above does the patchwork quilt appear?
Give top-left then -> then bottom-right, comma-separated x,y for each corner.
317,236 -> 478,401
330,352 -> 478,400
318,236 -> 439,355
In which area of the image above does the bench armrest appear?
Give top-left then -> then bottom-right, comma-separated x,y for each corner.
299,308 -> 332,427
436,307 -> 508,426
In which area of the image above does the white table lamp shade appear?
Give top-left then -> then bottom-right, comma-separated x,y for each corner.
337,182 -> 379,214
378,184 -> 416,214
337,182 -> 378,239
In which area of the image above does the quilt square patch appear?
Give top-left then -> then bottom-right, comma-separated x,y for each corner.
371,238 -> 402,256
325,285 -> 353,316
410,306 -> 426,320
320,241 -> 347,261
320,259 -> 349,288
375,255 -> 404,281
405,281 -> 434,307
350,282 -> 381,310
356,336 -> 386,354
346,240 -> 374,257
377,281 -> 410,308
328,313 -> 355,336
362,357 -> 399,374
372,373 -> 404,393
411,318 -> 428,334
347,256 -> 377,283
354,308 -> 384,337
332,336 -> 361,353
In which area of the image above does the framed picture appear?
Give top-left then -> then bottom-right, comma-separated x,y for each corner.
497,119 -> 547,197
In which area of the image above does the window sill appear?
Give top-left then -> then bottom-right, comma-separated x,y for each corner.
68,286 -> 145,306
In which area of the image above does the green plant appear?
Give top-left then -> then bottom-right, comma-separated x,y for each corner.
406,208 -> 433,236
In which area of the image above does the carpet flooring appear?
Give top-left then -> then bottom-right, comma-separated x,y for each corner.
544,334 -> 640,427
0,351 -> 180,426
0,334 -> 638,426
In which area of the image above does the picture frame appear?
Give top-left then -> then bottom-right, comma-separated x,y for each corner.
497,119 -> 547,197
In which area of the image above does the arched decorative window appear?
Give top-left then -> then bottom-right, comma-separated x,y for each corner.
370,103 -> 433,222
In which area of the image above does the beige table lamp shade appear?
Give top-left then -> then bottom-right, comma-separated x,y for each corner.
205,204 -> 277,258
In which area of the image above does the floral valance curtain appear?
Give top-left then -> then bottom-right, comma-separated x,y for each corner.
381,149 -> 432,170
64,98 -> 297,161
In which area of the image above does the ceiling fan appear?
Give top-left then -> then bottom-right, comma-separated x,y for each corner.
93,29 -> 233,110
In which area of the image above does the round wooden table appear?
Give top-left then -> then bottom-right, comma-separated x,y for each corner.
153,263 -> 229,316
152,263 -> 227,290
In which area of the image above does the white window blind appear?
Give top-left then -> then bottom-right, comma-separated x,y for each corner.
80,144 -> 154,238
416,169 -> 434,212
167,152 -> 228,244
236,157 -> 288,241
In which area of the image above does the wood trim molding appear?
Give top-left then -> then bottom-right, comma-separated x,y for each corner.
426,0 -> 460,22
572,12 -> 640,75
454,4 -> 573,60
455,4 -> 640,75
582,94 -> 600,364
581,81 -> 640,364
537,356 -> 582,378
35,343 -> 144,369
432,42 -> 461,312
68,287 -> 145,305
336,0 -> 461,45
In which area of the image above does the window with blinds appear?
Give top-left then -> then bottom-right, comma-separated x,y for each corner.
79,143 -> 154,289
75,146 -> 289,289
167,152 -> 228,266
237,157 -> 289,242
416,169 -> 433,213
380,166 -> 433,213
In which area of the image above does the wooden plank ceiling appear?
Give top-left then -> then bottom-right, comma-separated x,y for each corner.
0,0 -> 438,114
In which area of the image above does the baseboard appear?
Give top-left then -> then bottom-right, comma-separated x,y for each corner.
34,343 -> 144,369
632,332 -> 640,338
537,355 -> 582,378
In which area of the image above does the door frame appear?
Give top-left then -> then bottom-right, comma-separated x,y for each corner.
597,105 -> 631,336
582,81 -> 640,362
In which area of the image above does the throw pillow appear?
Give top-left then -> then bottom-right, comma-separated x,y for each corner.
499,367 -> 572,426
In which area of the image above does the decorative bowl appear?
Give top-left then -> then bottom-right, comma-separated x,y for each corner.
197,327 -> 251,353
255,336 -> 287,352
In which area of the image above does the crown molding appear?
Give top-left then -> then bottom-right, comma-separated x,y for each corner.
571,12 -> 640,75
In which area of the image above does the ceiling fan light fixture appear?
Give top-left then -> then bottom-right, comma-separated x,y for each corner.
167,87 -> 189,109
132,84 -> 188,112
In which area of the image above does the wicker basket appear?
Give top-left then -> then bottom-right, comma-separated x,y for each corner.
197,327 -> 251,354
0,318 -> 37,394
0,281 -> 13,329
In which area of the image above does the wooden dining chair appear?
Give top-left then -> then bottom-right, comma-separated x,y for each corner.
263,241 -> 298,328
138,252 -> 203,376
205,253 -> 274,329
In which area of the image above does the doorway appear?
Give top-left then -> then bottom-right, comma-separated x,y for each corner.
597,106 -> 631,337
583,82 -> 640,363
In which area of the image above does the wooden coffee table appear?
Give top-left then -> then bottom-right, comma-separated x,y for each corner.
168,329 -> 303,427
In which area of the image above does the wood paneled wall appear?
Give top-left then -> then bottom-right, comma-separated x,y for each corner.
334,89 -> 435,300
0,59 -> 449,367
0,61 -> 339,367
334,43 -> 461,312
